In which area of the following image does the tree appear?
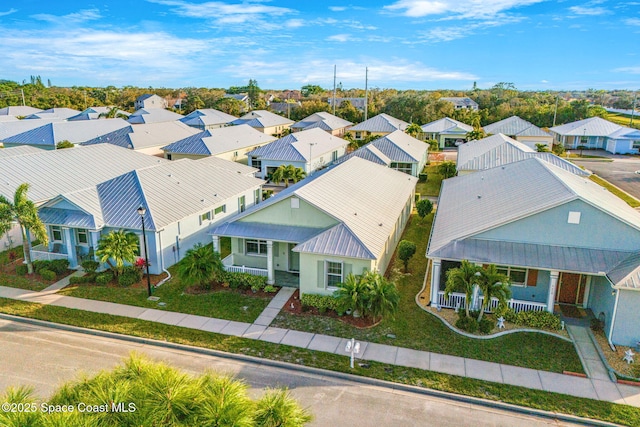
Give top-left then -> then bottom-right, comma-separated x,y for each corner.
177,243 -> 224,290
405,123 -> 423,138
466,117 -> 486,141
334,271 -> 399,322
56,140 -> 74,149
535,143 -> 550,152
215,97 -> 245,116
426,138 -> 439,152
416,199 -> 433,219
98,106 -> 128,119
96,230 -> 139,277
552,143 -> 565,156
444,260 -> 480,319
397,240 -> 417,272
270,164 -> 306,187
0,183 -> 48,274
248,79 -> 261,109
437,161 -> 457,179
300,84 -> 325,97
476,264 -> 511,321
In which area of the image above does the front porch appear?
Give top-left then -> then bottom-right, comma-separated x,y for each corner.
221,254 -> 300,287
436,291 -> 547,314
30,243 -> 95,267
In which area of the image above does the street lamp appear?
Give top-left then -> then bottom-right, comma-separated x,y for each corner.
308,142 -> 317,175
137,205 -> 152,297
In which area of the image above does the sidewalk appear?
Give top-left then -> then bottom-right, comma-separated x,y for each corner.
1,283 -> 639,407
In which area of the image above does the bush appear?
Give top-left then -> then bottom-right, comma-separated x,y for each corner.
39,268 -> 56,281
416,199 -> 433,219
225,272 -> 266,291
494,304 -> 517,323
95,272 -> 113,285
264,285 -> 277,293
81,260 -> 100,274
118,266 -> 142,287
301,294 -> 340,313
414,193 -> 421,203
69,274 -> 97,285
418,173 -> 428,182
479,318 -> 494,334
48,259 -> 70,274
32,260 -> 48,274
16,264 -> 28,275
514,310 -> 562,331
455,315 -> 479,333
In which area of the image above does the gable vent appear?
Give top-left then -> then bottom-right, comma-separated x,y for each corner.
567,211 -> 581,224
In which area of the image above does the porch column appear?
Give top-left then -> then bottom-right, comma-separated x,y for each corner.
212,235 -> 220,254
266,240 -> 274,285
90,231 -> 100,262
62,227 -> 77,268
547,270 -> 560,312
430,258 -> 442,306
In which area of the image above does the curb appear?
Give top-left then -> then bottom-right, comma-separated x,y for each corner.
0,312 -> 619,427
587,327 -> 620,383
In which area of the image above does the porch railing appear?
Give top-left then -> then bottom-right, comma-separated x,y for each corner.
222,254 -> 268,277
437,291 -> 547,313
30,244 -> 69,262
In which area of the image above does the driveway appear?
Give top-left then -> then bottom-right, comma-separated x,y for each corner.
572,157 -> 640,200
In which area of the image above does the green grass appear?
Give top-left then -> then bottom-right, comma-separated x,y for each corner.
0,272 -> 49,291
590,174 -> 640,208
415,164 -> 444,197
273,213 -> 583,374
606,113 -> 640,130
0,297 -> 637,426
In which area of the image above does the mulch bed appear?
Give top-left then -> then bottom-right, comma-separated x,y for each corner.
184,282 -> 277,299
281,289 -> 380,329
1,257 -> 74,286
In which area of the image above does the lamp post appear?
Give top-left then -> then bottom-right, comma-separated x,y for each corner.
137,205 -> 152,297
308,142 -> 316,175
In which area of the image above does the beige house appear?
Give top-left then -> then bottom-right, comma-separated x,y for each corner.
231,110 -> 294,135
483,116 -> 553,150
347,113 -> 408,141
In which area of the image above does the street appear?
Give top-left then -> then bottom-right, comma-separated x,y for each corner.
0,318 -> 592,426
572,157 -> 640,201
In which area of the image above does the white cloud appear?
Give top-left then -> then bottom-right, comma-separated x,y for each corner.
0,8 -> 17,17
625,18 -> 640,26
568,5 -> 610,15
383,0 -> 545,20
327,34 -> 352,42
31,9 -> 102,24
614,66 -> 640,74
541,79 -> 549,83
284,19 -> 305,28
416,14 -> 523,42
329,6 -> 347,11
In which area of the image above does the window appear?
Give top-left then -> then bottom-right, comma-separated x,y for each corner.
291,197 -> 300,209
214,205 -> 226,216
355,131 -> 362,140
200,211 -> 211,223
233,151 -> 238,158
580,136 -> 588,144
245,239 -> 267,255
332,150 -> 338,161
251,158 -> 261,169
326,261 -> 343,288
238,195 -> 246,213
254,188 -> 260,205
51,226 -> 63,242
391,162 -> 413,175
568,211 -> 581,224
496,266 -> 527,286
166,153 -> 172,160
76,229 -> 88,245
633,140 -> 640,150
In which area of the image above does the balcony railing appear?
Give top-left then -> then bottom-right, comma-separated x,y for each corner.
437,291 -> 547,313
221,254 -> 268,277
30,244 -> 69,262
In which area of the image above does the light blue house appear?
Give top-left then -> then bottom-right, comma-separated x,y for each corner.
550,117 -> 640,154
427,157 -> 640,346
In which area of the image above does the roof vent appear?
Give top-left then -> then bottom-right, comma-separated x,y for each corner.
354,212 -> 357,216
477,195 -> 482,199
379,223 -> 383,226
201,199 -> 205,203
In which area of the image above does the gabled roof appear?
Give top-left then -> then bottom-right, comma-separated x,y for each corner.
24,108 -> 81,120
550,117 -> 623,137
246,127 -> 347,162
609,126 -> 640,139
3,119 -> 131,146
349,113 -> 409,133
67,107 -> 130,121
179,109 -> 237,128
483,116 -> 551,137
195,155 -> 259,176
127,109 -> 183,124
162,124 -> 276,156
293,223 -> 373,259
367,130 -> 427,163
607,252 -> 640,290
292,112 -> 352,132
421,117 -> 472,133
0,145 -> 43,158
82,121 -> 199,150
457,133 -> 589,176
336,144 -> 391,167
0,106 -> 43,116
440,97 -> 478,108
0,118 -> 60,141
428,157 -> 640,258
327,97 -> 367,109
231,110 -> 294,128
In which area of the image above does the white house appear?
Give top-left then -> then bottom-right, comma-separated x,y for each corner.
483,116 -> 553,150
135,94 -> 168,110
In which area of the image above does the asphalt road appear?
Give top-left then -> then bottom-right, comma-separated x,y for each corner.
0,318 -> 593,427
573,158 -> 640,200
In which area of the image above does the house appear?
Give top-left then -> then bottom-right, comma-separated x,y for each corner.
246,128 -> 349,179
179,109 -> 237,130
36,158 -> 263,273
231,110 -> 294,135
67,107 -> 130,121
0,106 -> 43,116
292,112 -> 352,137
269,102 -> 301,117
134,94 -> 168,110
211,156 -> 417,294
81,121 -> 200,156
420,117 -> 473,149
327,97 -> 367,111
337,130 -> 428,176
550,117 -> 640,154
483,116 -> 553,150
0,145 -> 43,158
439,97 -> 479,111
0,119 -> 61,143
426,157 -> 640,346
2,119 -> 131,150
347,113 -> 409,141
457,133 -> 589,176
161,124 -> 277,162
127,108 -> 184,125
24,108 -> 81,120
224,93 -> 250,111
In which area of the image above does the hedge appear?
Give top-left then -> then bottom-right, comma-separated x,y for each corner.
38,269 -> 56,281
301,294 -> 340,313
223,272 -> 266,291
32,259 -> 69,275
95,272 -> 113,285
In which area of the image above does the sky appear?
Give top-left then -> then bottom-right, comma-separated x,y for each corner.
0,0 -> 639,91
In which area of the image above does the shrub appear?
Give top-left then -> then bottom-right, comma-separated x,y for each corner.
95,272 -> 113,285
225,272 -> 266,291
479,318 -> 494,334
494,304 -> 517,323
39,268 -> 56,281
264,285 -> 277,293
514,310 -> 561,331
69,274 -> 97,285
48,259 -> 70,274
118,266 -> 142,287
418,173 -> 428,183
397,240 -> 417,273
414,193 -> 421,203
81,260 -> 100,274
16,265 -> 28,275
301,294 -> 340,313
32,260 -> 47,274
416,199 -> 433,219
455,315 -> 478,333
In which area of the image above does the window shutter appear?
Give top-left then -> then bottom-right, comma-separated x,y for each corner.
239,238 -> 244,254
343,263 -> 352,279
199,216 -> 202,226
317,261 -> 325,288
527,269 -> 538,287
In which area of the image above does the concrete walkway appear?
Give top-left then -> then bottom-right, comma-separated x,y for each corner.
254,287 -> 296,326
568,324 -> 612,382
0,284 -> 639,407
41,270 -> 86,293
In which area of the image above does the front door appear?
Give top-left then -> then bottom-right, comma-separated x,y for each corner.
288,243 -> 299,272
557,273 -> 585,304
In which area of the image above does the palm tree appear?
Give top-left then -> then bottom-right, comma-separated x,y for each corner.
437,160 -> 457,179
95,230 -> 139,277
405,123 -> 423,139
466,117 -> 486,141
0,183 -> 48,274
334,273 -> 368,316
255,388 -> 313,427
363,271 -> 400,322
271,164 -> 306,188
535,143 -> 550,152
177,243 -> 224,290
476,264 -> 511,321
444,260 -> 480,318
98,106 -> 128,119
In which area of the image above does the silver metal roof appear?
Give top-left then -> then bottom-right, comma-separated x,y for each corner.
127,109 -> 184,124
349,113 -> 409,133
483,116 -> 551,137
292,112 -> 352,131
25,108 -> 80,120
607,253 -> 640,290
195,155 -> 259,176
231,110 -> 294,128
369,130 -> 427,163
293,223 -> 374,259
213,221 -> 323,243
421,117 -> 472,133
38,207 -> 97,229
3,119 -> 131,146
0,118 -> 61,141
163,124 -> 276,156
247,128 -> 348,162
550,117 -> 623,136
180,109 -> 237,127
0,106 -> 43,116
0,145 -> 43,158
440,97 -> 479,108
335,144 -> 391,167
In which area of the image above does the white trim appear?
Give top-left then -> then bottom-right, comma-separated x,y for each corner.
608,288 -> 620,347
245,239 -> 268,257
583,276 -> 591,309
325,259 -> 344,290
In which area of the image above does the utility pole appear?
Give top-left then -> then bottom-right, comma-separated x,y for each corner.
552,94 -> 559,127
332,65 -> 337,115
364,67 -> 369,121
631,91 -> 637,126
21,89 -> 25,107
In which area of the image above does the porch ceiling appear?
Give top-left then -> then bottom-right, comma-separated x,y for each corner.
211,221 -> 326,243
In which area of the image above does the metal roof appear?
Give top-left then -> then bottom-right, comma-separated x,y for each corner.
607,252 -> 640,290
328,97 -> 367,109
335,144 -> 391,167
231,110 -> 294,128
0,145 -> 43,158
0,106 -> 43,116
550,117 -> 623,136
38,207 -> 97,229
195,156 -> 259,176
67,107 -> 130,121
609,127 -> 640,139
292,112 -> 352,131
3,119 -> 131,146
180,109 -> 237,127
421,117 -> 472,133
428,157 -> 640,257
349,113 -> 409,133
440,97 -> 479,108
0,118 -> 60,141
369,130 -> 427,163
163,124 -> 276,156
483,116 -> 551,137
246,128 -> 347,162
127,109 -> 184,124
0,144 -> 167,204
212,221 -> 324,243
24,108 -> 80,120
293,223 -> 375,259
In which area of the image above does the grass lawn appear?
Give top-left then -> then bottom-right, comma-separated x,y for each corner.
0,297 -> 637,426
272,213 -> 584,374
590,174 -> 640,208
0,272 -> 49,292
606,113 -> 640,130
415,164 -> 444,197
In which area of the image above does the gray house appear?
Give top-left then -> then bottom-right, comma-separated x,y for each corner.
483,116 -> 553,150
427,157 -> 640,347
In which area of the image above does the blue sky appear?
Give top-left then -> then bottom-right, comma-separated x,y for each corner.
1,0 -> 639,90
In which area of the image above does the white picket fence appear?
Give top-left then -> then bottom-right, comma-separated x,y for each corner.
221,255 -> 268,277
437,291 -> 547,313
30,245 -> 69,262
